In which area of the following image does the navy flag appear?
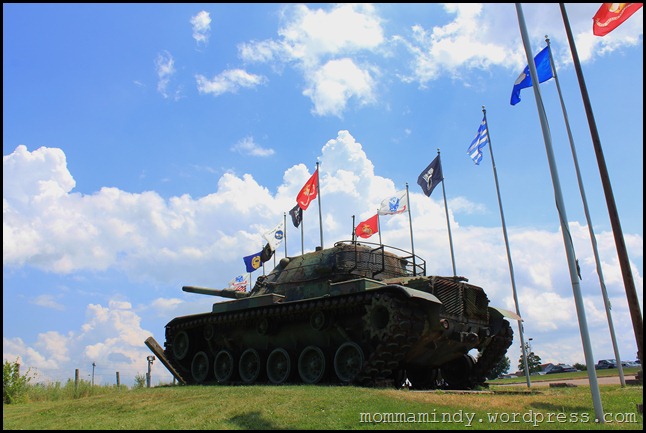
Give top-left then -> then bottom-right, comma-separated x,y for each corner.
417,155 -> 443,197
510,45 -> 553,106
467,117 -> 489,165
289,204 -> 303,228
243,251 -> 263,273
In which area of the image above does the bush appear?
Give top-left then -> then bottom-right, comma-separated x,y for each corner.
133,373 -> 147,389
3,358 -> 33,404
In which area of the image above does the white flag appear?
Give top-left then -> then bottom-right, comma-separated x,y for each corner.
262,221 -> 285,251
378,190 -> 408,215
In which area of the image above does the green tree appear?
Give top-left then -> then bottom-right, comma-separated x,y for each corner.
486,356 -> 510,380
3,358 -> 33,404
518,342 -> 542,374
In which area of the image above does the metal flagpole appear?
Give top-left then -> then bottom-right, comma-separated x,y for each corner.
481,106 -> 531,387
316,162 -> 323,249
352,215 -> 356,241
545,35 -> 625,386
437,149 -> 457,277
515,3 -> 603,422
405,184 -> 417,275
284,212 -> 287,258
377,210 -> 382,245
560,3 -> 642,376
300,210 -> 304,255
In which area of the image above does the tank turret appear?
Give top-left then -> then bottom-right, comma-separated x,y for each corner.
152,240 -> 516,389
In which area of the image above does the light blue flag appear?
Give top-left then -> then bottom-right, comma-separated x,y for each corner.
467,117 -> 489,165
510,45 -> 554,105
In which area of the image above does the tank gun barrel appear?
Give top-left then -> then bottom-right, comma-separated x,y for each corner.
182,285 -> 250,299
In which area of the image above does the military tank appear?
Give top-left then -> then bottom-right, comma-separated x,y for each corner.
154,240 -> 517,389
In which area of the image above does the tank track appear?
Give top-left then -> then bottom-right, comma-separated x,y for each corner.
164,289 -> 427,386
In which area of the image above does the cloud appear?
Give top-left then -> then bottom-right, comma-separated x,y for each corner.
239,4 -> 643,112
3,131 -> 643,384
230,136 -> 275,157
240,4 -> 384,116
196,69 -> 267,96
303,58 -> 377,117
155,50 -> 181,100
190,11 -> 211,45
3,300 -> 160,385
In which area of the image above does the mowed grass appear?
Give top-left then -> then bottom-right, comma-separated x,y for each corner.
3,382 -> 643,430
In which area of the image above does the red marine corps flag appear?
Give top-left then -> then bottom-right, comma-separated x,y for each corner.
355,214 -> 379,239
296,169 -> 319,210
593,3 -> 643,36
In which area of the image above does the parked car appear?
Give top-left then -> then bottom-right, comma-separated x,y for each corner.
544,363 -> 578,374
595,359 -> 617,369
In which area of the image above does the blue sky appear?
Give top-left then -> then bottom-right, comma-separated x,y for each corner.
3,3 -> 643,386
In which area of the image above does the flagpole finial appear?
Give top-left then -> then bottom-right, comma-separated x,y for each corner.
437,148 -> 441,155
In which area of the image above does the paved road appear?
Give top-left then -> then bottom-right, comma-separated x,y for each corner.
495,374 -> 641,387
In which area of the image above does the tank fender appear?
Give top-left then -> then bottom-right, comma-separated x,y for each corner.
372,284 -> 442,305
489,306 -> 522,322
488,306 -> 521,338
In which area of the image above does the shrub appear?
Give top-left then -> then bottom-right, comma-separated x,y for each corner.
133,373 -> 147,389
3,358 -> 33,404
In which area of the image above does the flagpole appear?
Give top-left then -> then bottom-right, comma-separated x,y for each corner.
560,3 -> 642,375
284,212 -> 288,258
516,3 -> 603,422
481,106 -> 531,387
437,149 -> 457,277
377,210 -> 382,245
316,161 -> 323,249
352,215 -> 356,242
405,183 -> 417,275
546,35 -> 625,386
300,211 -> 304,255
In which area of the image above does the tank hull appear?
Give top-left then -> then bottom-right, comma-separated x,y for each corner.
163,282 -> 512,388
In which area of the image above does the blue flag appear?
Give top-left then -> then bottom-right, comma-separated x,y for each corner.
243,251 -> 263,273
510,46 -> 553,105
467,117 -> 489,165
417,155 -> 443,197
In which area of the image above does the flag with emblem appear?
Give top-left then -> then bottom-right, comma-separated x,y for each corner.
593,3 -> 643,36
355,214 -> 379,239
510,45 -> 553,106
243,250 -> 263,273
296,169 -> 318,210
228,275 -> 248,292
263,221 -> 285,251
289,203 -> 303,228
378,190 -> 408,215
417,155 -> 443,197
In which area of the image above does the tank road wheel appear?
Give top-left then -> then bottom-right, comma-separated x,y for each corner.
191,351 -> 211,384
266,348 -> 291,385
239,348 -> 262,384
334,342 -> 364,384
214,350 -> 236,384
363,295 -> 399,340
441,354 -> 477,390
310,310 -> 328,331
298,346 -> 326,384
172,331 -> 190,361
